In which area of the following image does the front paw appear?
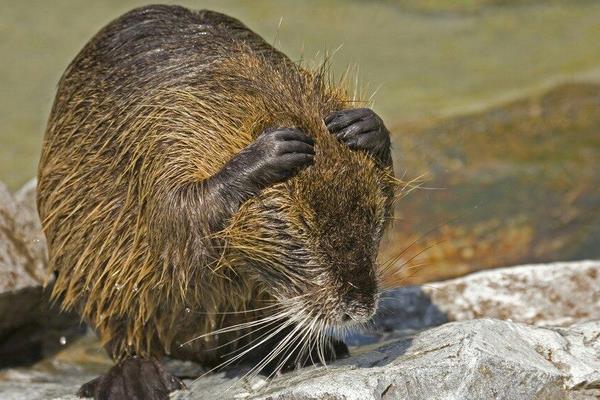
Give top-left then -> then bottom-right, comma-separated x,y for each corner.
239,127 -> 315,190
325,108 -> 390,162
77,357 -> 185,400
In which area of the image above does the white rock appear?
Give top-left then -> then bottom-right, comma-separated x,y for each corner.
0,179 -> 78,368
1,181 -> 598,400
233,319 -> 600,400
0,181 -> 47,334
4,318 -> 596,400
422,260 -> 600,327
14,178 -> 46,264
0,181 -> 44,291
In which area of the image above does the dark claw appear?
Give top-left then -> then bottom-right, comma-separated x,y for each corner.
324,108 -> 366,130
324,108 -> 390,164
78,376 -> 102,397
77,357 -> 185,400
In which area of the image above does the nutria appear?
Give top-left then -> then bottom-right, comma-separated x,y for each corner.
37,5 -> 399,400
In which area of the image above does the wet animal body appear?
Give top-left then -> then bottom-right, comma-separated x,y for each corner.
37,5 -> 397,399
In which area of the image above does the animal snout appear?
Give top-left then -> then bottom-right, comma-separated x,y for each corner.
339,297 -> 377,324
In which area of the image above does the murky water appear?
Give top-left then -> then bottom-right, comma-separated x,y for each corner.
2,0 -> 600,189
1,0 -> 599,282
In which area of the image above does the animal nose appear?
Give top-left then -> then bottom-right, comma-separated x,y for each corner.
340,297 -> 377,324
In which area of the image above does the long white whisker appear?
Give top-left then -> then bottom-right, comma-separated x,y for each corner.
222,320 -> 305,391
217,315 -> 290,357
181,309 -> 291,347
294,315 -> 319,367
191,317 -> 297,386
249,321 -> 306,379
190,302 -> 281,315
267,320 -> 315,379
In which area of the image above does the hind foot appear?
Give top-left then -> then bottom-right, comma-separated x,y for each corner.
77,357 -> 185,400
325,108 -> 391,165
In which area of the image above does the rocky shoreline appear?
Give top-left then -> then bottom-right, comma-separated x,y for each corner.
1,312 -> 598,399
0,179 -> 598,399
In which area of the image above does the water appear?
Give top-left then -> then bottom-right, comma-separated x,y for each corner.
1,0 -> 598,282
2,0 -> 600,189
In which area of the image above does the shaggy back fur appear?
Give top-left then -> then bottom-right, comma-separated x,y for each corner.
37,5 -> 397,364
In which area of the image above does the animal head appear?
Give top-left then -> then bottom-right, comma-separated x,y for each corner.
195,52 -> 401,370
220,121 -> 396,331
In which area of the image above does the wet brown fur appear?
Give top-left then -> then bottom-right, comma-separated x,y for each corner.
37,5 -> 398,366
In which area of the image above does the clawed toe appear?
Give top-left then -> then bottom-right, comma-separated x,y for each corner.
324,108 -> 390,164
77,357 -> 185,400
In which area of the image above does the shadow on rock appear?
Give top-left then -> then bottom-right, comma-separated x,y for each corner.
345,286 -> 448,348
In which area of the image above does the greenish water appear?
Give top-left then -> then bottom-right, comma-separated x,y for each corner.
2,0 -> 600,189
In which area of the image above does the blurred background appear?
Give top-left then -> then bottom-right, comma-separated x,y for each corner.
1,0 -> 599,285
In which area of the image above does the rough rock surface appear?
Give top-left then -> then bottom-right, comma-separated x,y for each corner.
345,260 -> 600,348
0,180 -> 47,353
0,180 -> 46,299
14,178 -> 46,264
373,260 -> 600,334
239,319 -> 600,400
421,260 -> 600,327
383,83 -> 600,285
0,179 -> 81,367
0,319 -> 598,400
1,183 -> 598,399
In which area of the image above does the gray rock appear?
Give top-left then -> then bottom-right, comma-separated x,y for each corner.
0,179 -> 81,367
2,318 -> 598,400
421,260 -> 600,327
14,178 -> 46,264
236,319 -> 600,400
0,180 -> 45,294
374,260 -> 600,335
1,180 -> 598,398
0,180 -> 46,337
